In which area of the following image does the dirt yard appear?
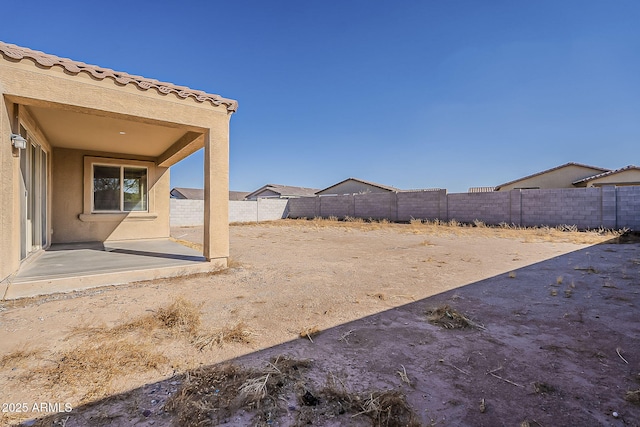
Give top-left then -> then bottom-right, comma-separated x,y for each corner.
1,220 -> 639,426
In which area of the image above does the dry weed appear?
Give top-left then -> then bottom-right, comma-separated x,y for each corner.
0,347 -> 41,369
166,356 -> 421,426
165,356 -> 311,425
354,390 -> 421,427
300,325 -> 321,342
269,218 -> 623,244
427,304 -> 484,329
192,322 -> 253,351
24,339 -> 167,402
396,365 -> 411,386
625,389 -> 640,405
155,297 -> 202,335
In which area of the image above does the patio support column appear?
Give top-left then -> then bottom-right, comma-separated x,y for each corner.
203,119 -> 230,264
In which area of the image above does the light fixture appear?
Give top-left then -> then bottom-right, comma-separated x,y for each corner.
10,134 -> 27,150
119,131 -> 126,135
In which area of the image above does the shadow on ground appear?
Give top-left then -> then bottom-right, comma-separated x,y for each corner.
20,237 -> 640,427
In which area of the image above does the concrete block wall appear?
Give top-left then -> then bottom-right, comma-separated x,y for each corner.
616,186 -> 640,229
286,196 -> 317,218
396,190 -> 445,221
354,192 -> 396,220
256,199 -> 290,222
520,188 -> 602,228
170,199 -> 203,226
171,198 -> 289,225
447,191 -> 511,224
228,200 -> 257,223
286,186 -> 640,230
319,195 -> 354,218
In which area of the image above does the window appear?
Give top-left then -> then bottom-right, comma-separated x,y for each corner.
93,164 -> 147,212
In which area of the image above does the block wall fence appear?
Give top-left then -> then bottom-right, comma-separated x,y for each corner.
170,199 -> 289,226
287,187 -> 640,230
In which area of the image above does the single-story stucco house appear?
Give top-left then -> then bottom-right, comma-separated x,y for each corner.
494,162 -> 610,191
171,187 -> 249,201
316,177 -> 399,196
244,184 -> 319,200
572,165 -> 640,188
0,41 -> 236,298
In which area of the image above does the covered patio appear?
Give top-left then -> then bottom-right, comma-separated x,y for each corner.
0,41 -> 237,300
2,239 -> 214,300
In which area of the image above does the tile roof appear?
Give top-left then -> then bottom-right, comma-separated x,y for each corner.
494,162 -> 610,190
171,187 -> 204,200
229,191 -> 250,201
572,165 -> 640,184
246,184 -> 320,199
316,177 -> 399,194
0,41 -> 238,112
171,187 -> 250,201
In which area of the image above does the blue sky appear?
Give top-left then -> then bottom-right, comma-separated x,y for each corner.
4,1 -> 639,193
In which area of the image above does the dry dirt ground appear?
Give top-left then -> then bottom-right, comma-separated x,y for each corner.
1,220 -> 639,426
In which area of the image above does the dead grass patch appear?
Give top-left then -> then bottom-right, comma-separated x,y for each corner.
0,347 -> 41,369
165,357 -> 420,427
260,218 -> 623,244
24,339 -> 167,402
75,298 -> 254,352
165,356 -> 312,426
625,389 -> 640,405
192,322 -> 254,351
156,297 -> 202,335
426,304 -> 484,330
29,298 -> 255,403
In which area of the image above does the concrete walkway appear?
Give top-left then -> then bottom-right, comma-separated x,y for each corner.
2,239 -> 223,300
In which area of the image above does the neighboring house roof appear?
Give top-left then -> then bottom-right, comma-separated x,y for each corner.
494,162 -> 610,190
468,187 -> 495,193
171,187 -> 204,200
572,165 -> 640,185
0,41 -> 237,112
171,188 -> 250,200
245,184 -> 320,199
316,177 -> 399,194
229,191 -> 250,201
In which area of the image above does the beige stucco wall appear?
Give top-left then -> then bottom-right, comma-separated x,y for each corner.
52,148 -> 170,243
585,169 -> 640,187
497,165 -> 606,191
318,180 -> 392,195
0,96 -> 18,280
0,51 -> 233,280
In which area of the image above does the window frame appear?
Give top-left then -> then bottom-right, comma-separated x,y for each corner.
91,163 -> 149,213
82,156 -> 156,220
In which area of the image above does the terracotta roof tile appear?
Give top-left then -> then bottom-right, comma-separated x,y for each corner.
0,41 -> 238,112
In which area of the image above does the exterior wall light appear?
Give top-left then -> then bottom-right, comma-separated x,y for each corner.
10,134 -> 27,149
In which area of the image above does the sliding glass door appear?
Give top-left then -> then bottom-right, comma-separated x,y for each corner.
19,124 -> 48,259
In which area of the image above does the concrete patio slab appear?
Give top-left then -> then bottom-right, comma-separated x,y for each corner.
1,239 -> 225,300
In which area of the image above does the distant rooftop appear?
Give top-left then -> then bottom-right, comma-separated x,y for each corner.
495,162 -> 610,190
